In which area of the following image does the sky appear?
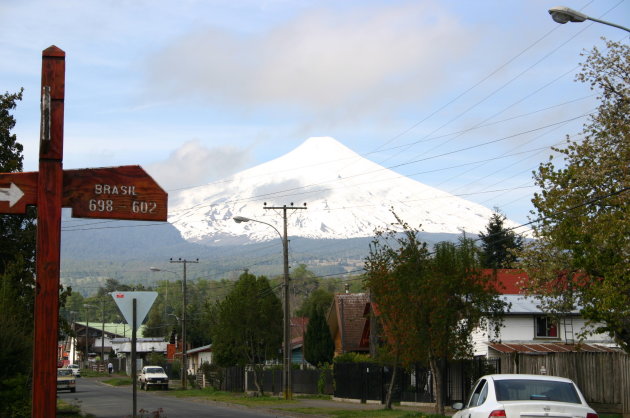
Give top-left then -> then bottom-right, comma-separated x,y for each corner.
2,0 -> 629,227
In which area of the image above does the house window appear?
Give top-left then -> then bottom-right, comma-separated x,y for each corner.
535,316 -> 558,338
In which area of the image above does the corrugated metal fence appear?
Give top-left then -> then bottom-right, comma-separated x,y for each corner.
497,351 -> 629,414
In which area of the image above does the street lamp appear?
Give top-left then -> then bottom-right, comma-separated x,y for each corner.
84,304 -> 95,368
99,299 -> 105,364
233,215 -> 293,399
150,262 -> 198,389
150,267 -> 184,385
69,311 -> 78,364
548,6 -> 630,32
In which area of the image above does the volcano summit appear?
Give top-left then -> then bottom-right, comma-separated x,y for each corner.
168,137 -> 520,245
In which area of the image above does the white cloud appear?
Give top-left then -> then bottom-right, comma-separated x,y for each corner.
145,140 -> 251,191
144,2 -> 477,117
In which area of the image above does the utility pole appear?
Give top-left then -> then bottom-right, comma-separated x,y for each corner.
263,203 -> 307,400
84,304 -> 93,367
169,257 -> 198,389
101,299 -> 105,364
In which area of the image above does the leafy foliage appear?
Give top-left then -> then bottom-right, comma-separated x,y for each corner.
479,210 -> 523,268
519,40 -> 629,352
209,272 -> 282,394
303,308 -> 334,367
364,213 -> 506,413
332,352 -> 373,363
0,89 -> 34,417
295,288 -> 334,318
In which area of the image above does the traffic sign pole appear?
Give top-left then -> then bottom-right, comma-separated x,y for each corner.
132,299 -> 137,418
0,46 -> 168,417
32,45 -> 65,417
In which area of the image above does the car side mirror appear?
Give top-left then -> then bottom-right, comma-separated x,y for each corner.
452,402 -> 464,410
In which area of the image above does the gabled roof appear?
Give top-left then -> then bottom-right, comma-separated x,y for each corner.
186,344 -> 212,355
75,322 -> 146,338
481,269 -> 528,294
328,293 -> 369,352
488,342 -> 620,354
291,317 -> 308,340
500,295 -> 580,315
115,341 -> 167,354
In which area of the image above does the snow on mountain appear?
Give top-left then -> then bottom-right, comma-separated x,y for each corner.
168,137 -> 519,244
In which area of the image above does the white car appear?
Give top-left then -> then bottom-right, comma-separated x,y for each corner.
57,368 -> 76,392
65,364 -> 81,377
138,366 -> 169,390
453,374 -> 598,418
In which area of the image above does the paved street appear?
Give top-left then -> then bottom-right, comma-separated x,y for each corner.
58,376 -> 430,417
58,377 -> 279,418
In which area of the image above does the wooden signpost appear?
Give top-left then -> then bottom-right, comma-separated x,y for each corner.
0,46 -> 168,417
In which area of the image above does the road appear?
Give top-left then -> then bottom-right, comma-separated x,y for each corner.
57,377 -> 279,418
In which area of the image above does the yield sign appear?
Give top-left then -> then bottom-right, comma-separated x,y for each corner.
111,291 -> 158,330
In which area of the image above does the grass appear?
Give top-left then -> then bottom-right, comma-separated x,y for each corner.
295,393 -> 333,400
166,387 -> 299,406
102,377 -> 133,386
56,399 -> 94,417
164,388 -> 450,418
80,369 -> 109,378
271,409 -> 445,417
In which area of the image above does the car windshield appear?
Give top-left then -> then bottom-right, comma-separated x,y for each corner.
58,369 -> 72,376
494,379 -> 580,403
146,367 -> 164,374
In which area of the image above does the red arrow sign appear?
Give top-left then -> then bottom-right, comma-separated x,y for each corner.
62,165 -> 167,221
0,172 -> 38,214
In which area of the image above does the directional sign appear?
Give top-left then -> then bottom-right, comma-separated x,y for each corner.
0,172 -> 38,214
62,165 -> 167,221
111,291 -> 158,330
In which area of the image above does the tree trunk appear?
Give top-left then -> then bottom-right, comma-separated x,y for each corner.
251,365 -> 264,396
429,356 -> 444,415
384,361 -> 398,410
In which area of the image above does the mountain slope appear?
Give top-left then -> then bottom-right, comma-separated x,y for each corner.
168,137 -> 519,244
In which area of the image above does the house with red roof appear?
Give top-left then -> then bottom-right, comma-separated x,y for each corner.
473,269 -> 618,357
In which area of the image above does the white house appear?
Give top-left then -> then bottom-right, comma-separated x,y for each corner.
472,270 -> 618,357
473,294 -> 617,357
111,337 -> 168,357
186,344 -> 213,375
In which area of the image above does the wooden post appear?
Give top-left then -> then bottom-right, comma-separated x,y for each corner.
32,45 -> 65,417
132,298 -> 137,418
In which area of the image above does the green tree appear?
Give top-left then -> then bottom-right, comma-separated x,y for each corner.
210,272 -> 282,395
303,308 -> 334,367
295,288 -> 333,318
479,210 -> 523,268
364,214 -> 506,413
0,89 -> 35,417
519,39 -> 629,352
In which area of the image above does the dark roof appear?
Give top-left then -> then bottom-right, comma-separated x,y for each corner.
291,317 -> 308,341
488,342 -> 620,354
330,293 -> 369,352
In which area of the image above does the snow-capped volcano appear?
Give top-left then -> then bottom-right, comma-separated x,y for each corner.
168,137 -> 519,244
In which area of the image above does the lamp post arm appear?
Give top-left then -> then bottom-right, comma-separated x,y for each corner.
587,16 -> 630,32
247,218 -> 283,241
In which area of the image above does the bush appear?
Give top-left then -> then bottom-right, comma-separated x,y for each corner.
332,352 -> 373,363
170,359 -> 181,379
317,363 -> 333,394
0,374 -> 31,417
200,362 -> 224,390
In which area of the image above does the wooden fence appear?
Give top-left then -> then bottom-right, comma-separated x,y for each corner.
496,351 -> 630,415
